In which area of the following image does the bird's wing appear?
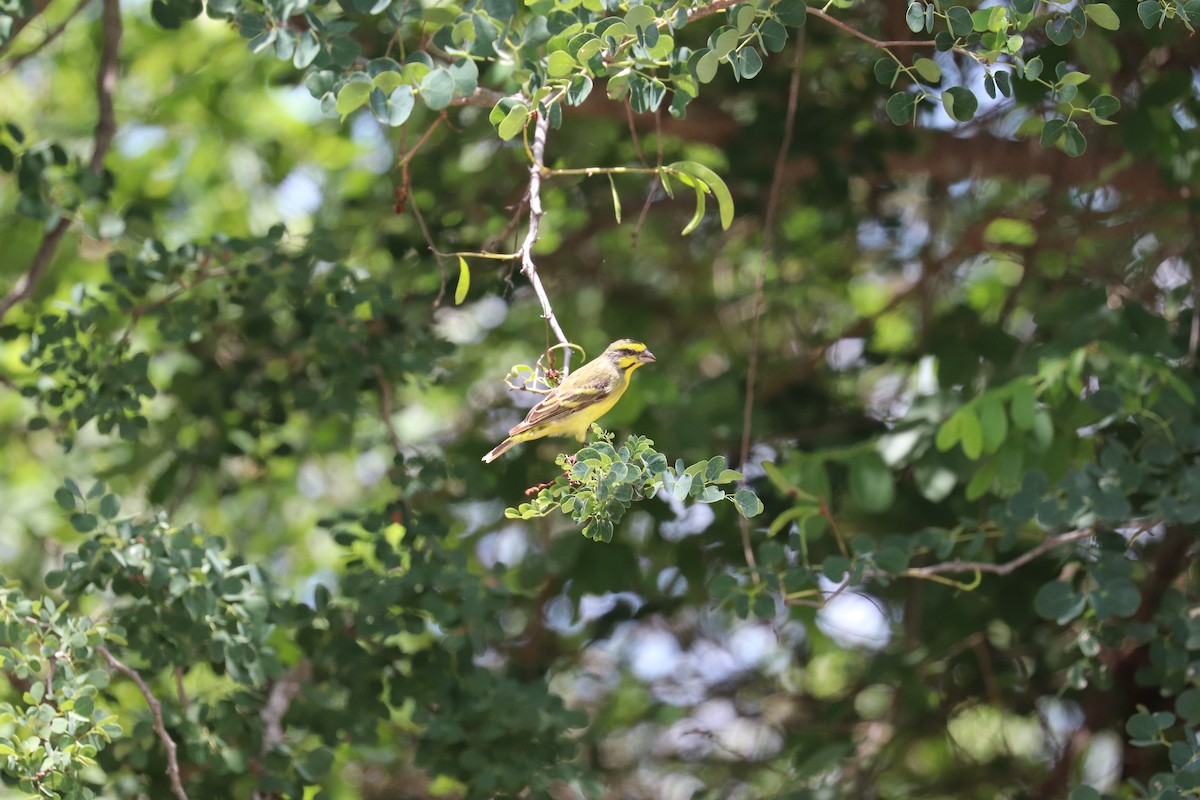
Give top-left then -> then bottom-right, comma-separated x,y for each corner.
508,371 -> 614,434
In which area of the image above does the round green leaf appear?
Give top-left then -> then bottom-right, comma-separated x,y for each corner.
419,67 -> 455,110
1034,580 -> 1085,622
335,81 -> 372,118
546,50 -> 575,78
848,452 -> 895,513
1089,94 -> 1120,118
913,57 -> 941,83
1063,121 -> 1087,157
942,86 -> 978,122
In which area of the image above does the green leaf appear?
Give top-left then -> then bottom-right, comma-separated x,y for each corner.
1009,382 -> 1037,429
709,573 -> 737,599
935,411 -> 960,451
1058,71 -> 1090,86
455,258 -> 470,305
1024,56 -> 1043,81
54,488 -> 76,511
99,494 -> 121,520
624,4 -> 655,29
942,86 -> 978,122
1040,118 -> 1066,148
945,5 -> 972,36
1176,688 -> 1200,724
1084,3 -> 1120,29
736,48 -> 763,80
1137,0 -> 1164,28
913,57 -> 941,83
696,50 -> 719,83
419,67 -> 455,110
886,92 -> 917,125
874,58 -> 900,87
1126,711 -> 1159,740
760,17 -> 787,51
1063,121 -> 1087,157
681,180 -> 706,235
847,452 -> 895,513
448,57 -> 479,95
958,408 -> 983,459
297,746 -> 334,782
1034,580 -> 1085,622
1045,15 -> 1074,45
70,513 -> 98,533
905,1 -> 926,32
384,86 -> 415,127
775,0 -> 807,27
732,489 -> 763,517
497,103 -> 530,140
546,50 -> 575,78
668,161 -> 734,229
293,30 -> 320,68
705,456 -> 727,482
335,81 -> 372,118
1089,93 -> 1120,118
978,396 -> 1008,454
608,174 -> 621,224
964,458 -> 999,501
1090,579 -> 1140,619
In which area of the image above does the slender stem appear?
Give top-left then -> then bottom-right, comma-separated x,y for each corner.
396,111 -> 446,170
90,0 -> 120,173
737,38 -> 806,581
808,7 -> 938,48
898,529 -> 1094,579
98,646 -> 189,800
519,112 -> 572,373
0,0 -> 93,74
0,0 -> 53,60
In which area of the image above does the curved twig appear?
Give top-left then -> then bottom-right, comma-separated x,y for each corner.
737,37 -> 806,581
518,111 -> 572,372
0,0 -> 94,74
98,646 -> 189,800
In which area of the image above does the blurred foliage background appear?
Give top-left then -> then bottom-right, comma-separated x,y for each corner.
2,0 -> 1200,797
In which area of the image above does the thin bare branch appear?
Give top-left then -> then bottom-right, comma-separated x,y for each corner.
737,38 -> 805,580
0,0 -> 93,74
898,529 -> 1095,579
0,0 -> 53,60
90,0 -> 120,172
259,666 -> 307,762
808,7 -> 938,49
0,0 -> 120,325
98,646 -> 189,800
374,364 -> 404,453
520,111 -> 572,372
0,220 -> 70,323
396,111 -> 446,170
174,667 -> 189,710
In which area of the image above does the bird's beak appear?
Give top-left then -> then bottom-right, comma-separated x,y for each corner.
639,349 -> 656,364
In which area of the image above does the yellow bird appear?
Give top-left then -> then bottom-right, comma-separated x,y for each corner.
481,339 -> 656,463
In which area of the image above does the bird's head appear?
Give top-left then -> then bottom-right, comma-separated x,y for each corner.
604,339 -> 656,372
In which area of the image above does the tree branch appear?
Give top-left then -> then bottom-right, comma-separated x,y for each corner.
0,0 -> 93,74
897,529 -> 1094,579
808,7 -> 938,49
0,0 -> 54,60
737,38 -> 806,581
0,0 -> 120,325
521,111 -> 572,372
98,646 -> 189,800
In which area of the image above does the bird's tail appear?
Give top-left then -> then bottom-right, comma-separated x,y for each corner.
481,437 -> 517,463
